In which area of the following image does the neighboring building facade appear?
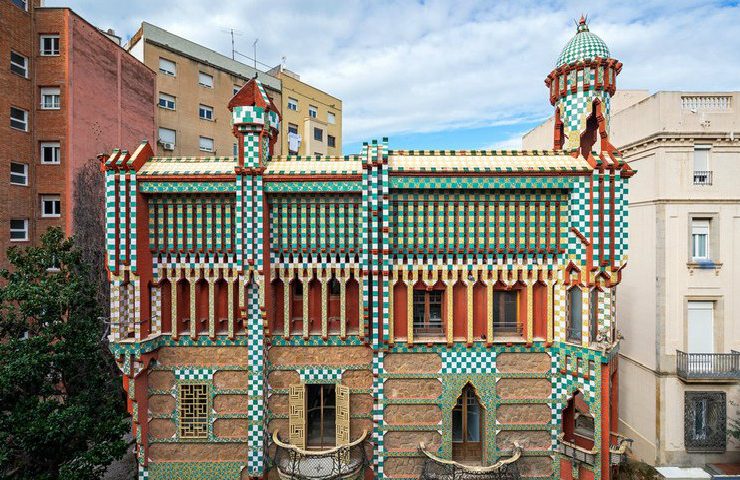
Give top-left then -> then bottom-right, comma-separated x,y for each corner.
127,23 -> 343,158
104,19 -> 631,480
0,0 -> 155,268
267,64 -> 342,156
524,61 -> 740,474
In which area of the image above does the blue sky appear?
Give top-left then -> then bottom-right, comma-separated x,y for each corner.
47,0 -> 740,153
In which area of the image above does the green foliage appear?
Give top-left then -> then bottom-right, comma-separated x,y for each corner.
0,228 -> 128,480
730,400 -> 740,441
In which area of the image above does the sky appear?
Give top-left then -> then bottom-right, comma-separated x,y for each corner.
46,0 -> 740,153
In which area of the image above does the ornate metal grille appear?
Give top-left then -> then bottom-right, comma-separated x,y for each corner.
684,391 -> 726,452
179,383 -> 209,439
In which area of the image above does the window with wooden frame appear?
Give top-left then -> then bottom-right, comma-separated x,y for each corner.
566,287 -> 582,343
413,289 -> 443,336
452,383 -> 483,463
493,290 -> 519,335
178,382 -> 209,439
289,383 -> 350,450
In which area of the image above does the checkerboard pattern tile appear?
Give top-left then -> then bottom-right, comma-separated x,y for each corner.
174,368 -> 214,380
556,22 -> 610,67
441,350 -> 496,374
299,368 -> 343,383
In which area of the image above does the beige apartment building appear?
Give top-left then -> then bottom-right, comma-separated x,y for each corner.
524,91 -> 740,473
267,64 -> 342,155
126,22 -> 282,157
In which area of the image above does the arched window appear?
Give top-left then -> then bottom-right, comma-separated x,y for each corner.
566,287 -> 582,343
562,391 -> 594,450
452,383 -> 483,463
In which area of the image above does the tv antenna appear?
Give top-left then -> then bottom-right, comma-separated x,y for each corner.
220,27 -> 243,60
252,38 -> 259,69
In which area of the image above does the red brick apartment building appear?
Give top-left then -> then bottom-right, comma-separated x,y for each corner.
0,0 -> 156,267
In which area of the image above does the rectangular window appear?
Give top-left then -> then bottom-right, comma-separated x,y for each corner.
40,35 -> 60,56
199,104 -> 213,120
10,162 -> 28,186
589,289 -> 599,342
567,287 -> 582,343
41,195 -> 61,217
198,71 -> 213,88
199,136 -> 214,152
158,93 -> 175,110
10,107 -> 28,131
12,0 -> 27,11
178,383 -> 209,439
314,127 -> 323,142
691,219 -> 710,260
493,290 -> 518,334
158,57 -> 176,76
10,219 -> 28,241
308,105 -> 318,118
40,142 -> 61,164
327,111 -> 336,124
687,301 -> 714,354
327,135 -> 336,148
287,97 -> 298,111
158,127 -> 176,145
693,145 -> 711,185
288,123 -> 299,135
684,392 -> 726,452
306,384 -> 336,448
10,51 -> 28,78
40,87 -> 60,109
413,290 -> 443,336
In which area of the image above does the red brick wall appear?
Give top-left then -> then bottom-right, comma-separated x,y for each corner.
0,5 -> 155,269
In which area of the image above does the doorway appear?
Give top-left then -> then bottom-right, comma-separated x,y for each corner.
306,384 -> 336,448
452,383 -> 483,463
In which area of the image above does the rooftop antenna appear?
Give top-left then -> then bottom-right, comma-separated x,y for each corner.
281,55 -> 286,72
219,27 -> 243,60
252,38 -> 259,70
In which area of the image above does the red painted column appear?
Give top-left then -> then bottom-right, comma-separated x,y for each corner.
601,362 -> 611,480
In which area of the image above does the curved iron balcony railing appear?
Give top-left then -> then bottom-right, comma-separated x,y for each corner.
418,442 -> 522,480
609,432 -> 633,465
270,429 -> 369,480
556,433 -> 598,466
676,350 -> 740,381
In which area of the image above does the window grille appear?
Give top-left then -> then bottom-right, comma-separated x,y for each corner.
178,383 -> 209,439
684,391 -> 726,452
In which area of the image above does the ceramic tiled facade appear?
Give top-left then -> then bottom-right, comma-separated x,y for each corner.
104,19 -> 632,480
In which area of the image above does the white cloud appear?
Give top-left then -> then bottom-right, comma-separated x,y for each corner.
51,0 -> 740,144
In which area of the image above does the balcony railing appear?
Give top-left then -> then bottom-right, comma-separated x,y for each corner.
419,442 -> 522,480
609,432 -> 633,465
557,433 -> 597,466
693,170 -> 713,185
270,429 -> 369,480
676,350 -> 740,381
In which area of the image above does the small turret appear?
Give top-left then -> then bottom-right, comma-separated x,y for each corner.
229,77 -> 281,168
546,16 -> 622,158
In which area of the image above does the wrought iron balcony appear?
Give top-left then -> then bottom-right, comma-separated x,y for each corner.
418,442 -> 522,480
609,432 -> 633,465
693,170 -> 713,185
676,350 -> 740,381
556,433 -> 597,466
270,429 -> 369,480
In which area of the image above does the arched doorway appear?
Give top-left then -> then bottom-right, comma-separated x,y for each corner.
452,383 -> 484,463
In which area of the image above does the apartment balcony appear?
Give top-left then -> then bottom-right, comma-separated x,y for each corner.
676,350 -> 740,382
270,430 -> 369,480
418,442 -> 522,480
692,170 -> 713,185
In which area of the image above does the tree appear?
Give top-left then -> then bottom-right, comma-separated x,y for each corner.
0,228 -> 128,480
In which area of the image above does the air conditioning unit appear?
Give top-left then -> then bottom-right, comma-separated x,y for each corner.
161,142 -> 175,151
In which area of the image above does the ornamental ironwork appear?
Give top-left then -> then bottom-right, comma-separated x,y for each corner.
684,391 -> 726,452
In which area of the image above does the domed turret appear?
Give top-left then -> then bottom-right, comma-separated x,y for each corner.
545,16 -> 622,157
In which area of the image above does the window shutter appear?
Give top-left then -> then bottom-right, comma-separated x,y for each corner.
289,384 -> 305,449
336,384 -> 351,445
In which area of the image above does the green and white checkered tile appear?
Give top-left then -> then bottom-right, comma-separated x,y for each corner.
441,350 -> 496,374
298,368 -> 344,383
556,26 -> 610,67
174,368 -> 214,380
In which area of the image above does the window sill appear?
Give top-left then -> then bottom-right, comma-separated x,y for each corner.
687,261 -> 722,270
10,183 -> 29,187
158,106 -> 175,111
11,71 -> 29,80
40,162 -> 61,166
10,126 -> 28,133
